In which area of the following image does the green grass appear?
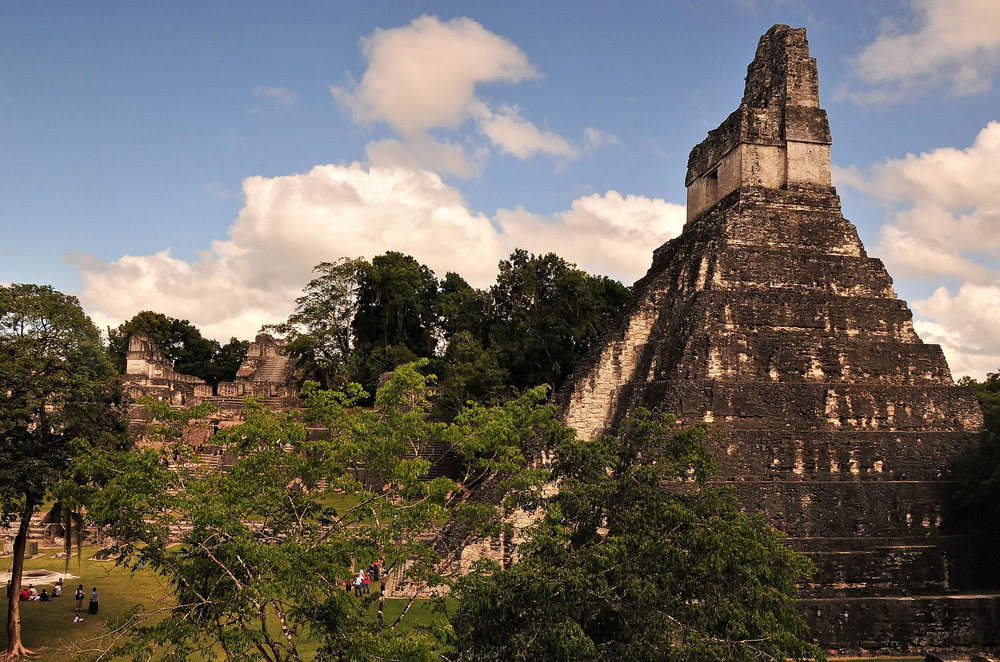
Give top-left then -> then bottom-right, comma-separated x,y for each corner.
2,547 -> 448,661
2,547 -> 172,661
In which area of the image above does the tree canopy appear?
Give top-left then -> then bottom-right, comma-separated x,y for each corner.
0,284 -> 131,659
89,363 -> 561,662
952,372 -> 1000,528
270,250 -> 631,407
449,410 -> 822,662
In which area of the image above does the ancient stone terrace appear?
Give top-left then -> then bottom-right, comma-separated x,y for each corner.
125,332 -> 298,445
558,24 -> 999,654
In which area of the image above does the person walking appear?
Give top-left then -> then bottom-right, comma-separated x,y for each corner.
74,584 -> 85,612
88,587 -> 99,614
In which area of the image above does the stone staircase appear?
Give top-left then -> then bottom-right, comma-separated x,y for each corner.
400,439 -> 459,480
248,357 -> 287,383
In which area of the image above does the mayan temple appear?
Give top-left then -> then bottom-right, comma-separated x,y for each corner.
559,25 -> 999,654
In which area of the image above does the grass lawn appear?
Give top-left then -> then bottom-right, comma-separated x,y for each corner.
2,546 -> 173,661
2,547 -> 447,661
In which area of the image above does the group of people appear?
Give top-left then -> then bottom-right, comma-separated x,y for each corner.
18,580 -> 60,602
17,579 -> 99,616
346,559 -> 384,597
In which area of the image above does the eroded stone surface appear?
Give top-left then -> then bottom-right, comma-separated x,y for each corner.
126,333 -> 298,446
558,24 -> 996,654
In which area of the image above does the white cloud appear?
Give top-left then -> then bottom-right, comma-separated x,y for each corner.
477,105 -> 576,160
330,15 -> 592,173
78,164 -> 682,342
853,121 -> 1000,283
851,0 -> 1000,103
253,86 -> 299,109
913,285 -> 1000,379
839,121 -> 1000,378
365,135 -> 481,178
496,191 -> 685,280
331,15 -> 539,136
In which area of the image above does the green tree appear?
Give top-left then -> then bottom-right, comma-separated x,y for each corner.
952,372 -> 1000,526
353,252 -> 440,358
433,331 -> 509,418
89,362 -> 556,661
449,410 -> 822,662
437,272 -> 490,347
0,284 -> 130,660
264,258 -> 368,388
107,311 -> 247,386
488,250 -> 631,391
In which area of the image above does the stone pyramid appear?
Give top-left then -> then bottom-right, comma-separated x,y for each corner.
559,24 -> 998,654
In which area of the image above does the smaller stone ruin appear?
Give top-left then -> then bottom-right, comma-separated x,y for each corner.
125,333 -> 298,446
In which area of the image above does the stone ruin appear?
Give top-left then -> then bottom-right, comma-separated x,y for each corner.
558,24 -> 1000,654
125,332 -> 298,446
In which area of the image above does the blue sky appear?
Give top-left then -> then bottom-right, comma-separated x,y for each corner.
2,0 -> 999,377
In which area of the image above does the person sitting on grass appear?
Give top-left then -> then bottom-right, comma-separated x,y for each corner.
19,588 -> 29,601
52,581 -> 63,597
39,589 -> 50,602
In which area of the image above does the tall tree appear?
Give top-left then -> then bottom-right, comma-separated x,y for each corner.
437,272 -> 490,347
352,252 -> 440,358
952,372 -> 1000,527
450,410 -> 823,662
0,284 -> 130,660
488,250 -> 631,391
349,253 -> 441,394
264,258 -> 369,389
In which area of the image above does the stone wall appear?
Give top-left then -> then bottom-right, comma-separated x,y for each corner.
125,332 -> 298,445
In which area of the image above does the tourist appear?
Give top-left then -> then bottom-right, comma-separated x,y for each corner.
74,584 -> 85,612
39,589 -> 50,602
362,570 -> 370,594
52,581 -> 63,597
19,588 -> 29,601
88,587 -> 99,614
27,584 -> 37,599
353,571 -> 365,597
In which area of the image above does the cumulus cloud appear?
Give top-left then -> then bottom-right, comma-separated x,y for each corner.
332,16 -> 539,135
477,105 -> 576,160
78,164 -> 682,341
253,86 -> 299,109
331,16 -> 592,174
497,192 -> 685,279
850,0 -> 1000,103
850,121 -> 1000,284
913,285 -> 1000,379
365,135 -> 482,178
839,121 -> 1000,378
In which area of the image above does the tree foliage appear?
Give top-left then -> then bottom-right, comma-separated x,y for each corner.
0,284 -> 131,659
449,410 -> 823,662
952,372 -> 1000,527
270,250 -> 631,407
488,249 -> 631,391
263,258 -> 368,389
108,310 -> 249,386
89,362 -> 558,661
